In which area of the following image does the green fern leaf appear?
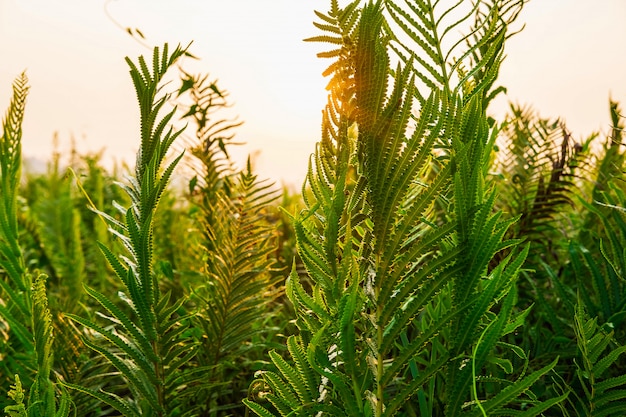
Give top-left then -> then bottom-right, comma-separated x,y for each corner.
466,357 -> 559,416
61,382 -> 141,417
243,399 -> 277,417
64,44 -> 195,416
594,345 -> 626,378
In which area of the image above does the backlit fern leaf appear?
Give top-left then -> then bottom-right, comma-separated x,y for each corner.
247,2 -> 561,416
493,104 -> 591,264
190,166 -> 281,412
306,0 -> 362,102
175,66 -> 283,414
384,0 -> 523,104
247,2 -> 367,415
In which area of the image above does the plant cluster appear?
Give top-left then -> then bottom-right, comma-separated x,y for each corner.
0,1 -> 625,416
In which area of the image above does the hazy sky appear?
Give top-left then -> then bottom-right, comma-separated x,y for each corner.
1,0 -> 625,187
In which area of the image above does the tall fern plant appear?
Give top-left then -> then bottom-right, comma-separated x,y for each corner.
246,1 -> 565,416
1,73 -> 71,416
0,73 -> 33,376
176,70 -> 283,415
64,44 -> 196,417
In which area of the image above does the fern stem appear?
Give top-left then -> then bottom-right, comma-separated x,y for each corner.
376,255 -> 384,417
153,339 -> 164,417
472,319 -> 495,417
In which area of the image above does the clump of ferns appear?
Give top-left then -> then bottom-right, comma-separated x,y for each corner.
487,106 -> 594,359
245,1 -> 567,416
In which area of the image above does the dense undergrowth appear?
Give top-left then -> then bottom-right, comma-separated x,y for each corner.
1,1 -> 625,416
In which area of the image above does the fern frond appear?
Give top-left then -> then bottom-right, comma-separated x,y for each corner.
384,0 -> 523,102
178,64 -> 283,413
66,44 -> 194,416
306,0 -> 362,106
61,382 -> 141,417
24,273 -> 72,417
437,92 -> 550,416
248,2 -> 547,416
572,303 -> 626,416
0,72 -> 37,405
195,167 -> 280,361
1,71 -> 29,292
494,104 -> 592,265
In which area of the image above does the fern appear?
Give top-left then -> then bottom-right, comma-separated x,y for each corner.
64,44 -> 196,417
24,273 -> 71,417
4,275 -> 70,417
567,303 -> 626,417
246,2 -> 562,416
173,70 -> 284,414
246,3 -> 370,415
493,104 -> 592,264
384,0 -> 523,104
0,72 -> 29,294
190,164 -> 281,415
0,72 -> 35,404
3,274 -> 71,417
442,88 -> 549,417
0,72 -> 32,337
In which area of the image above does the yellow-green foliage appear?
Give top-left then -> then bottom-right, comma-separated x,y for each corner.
0,2 -> 625,417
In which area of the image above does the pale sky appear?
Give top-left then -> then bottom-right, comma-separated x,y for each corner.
1,1 -> 625,187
